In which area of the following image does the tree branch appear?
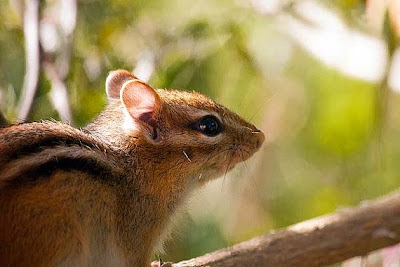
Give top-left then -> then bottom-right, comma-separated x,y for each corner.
17,0 -> 41,122
173,191 -> 400,266
41,0 -> 77,125
43,58 -> 74,124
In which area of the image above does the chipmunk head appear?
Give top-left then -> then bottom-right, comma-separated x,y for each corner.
104,69 -> 265,185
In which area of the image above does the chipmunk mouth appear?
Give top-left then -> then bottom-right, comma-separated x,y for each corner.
228,145 -> 254,165
197,144 -> 261,185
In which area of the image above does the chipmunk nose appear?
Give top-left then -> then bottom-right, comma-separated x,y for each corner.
252,129 -> 265,150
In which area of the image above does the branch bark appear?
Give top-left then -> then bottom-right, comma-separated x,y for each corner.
173,191 -> 400,266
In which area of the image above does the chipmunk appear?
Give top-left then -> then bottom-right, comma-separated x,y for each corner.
0,70 -> 265,266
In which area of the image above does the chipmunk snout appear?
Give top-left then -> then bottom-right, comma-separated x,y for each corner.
228,128 -> 264,164
238,126 -> 265,152
252,129 -> 265,150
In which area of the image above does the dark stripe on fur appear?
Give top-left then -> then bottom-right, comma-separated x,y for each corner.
5,155 -> 119,188
5,137 -> 98,161
0,126 -> 105,165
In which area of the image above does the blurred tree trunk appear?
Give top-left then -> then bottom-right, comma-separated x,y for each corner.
17,0 -> 41,122
0,112 -> 8,127
42,0 -> 77,125
15,0 -> 76,124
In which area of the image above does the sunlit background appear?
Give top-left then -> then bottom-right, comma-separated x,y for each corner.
1,0 -> 400,265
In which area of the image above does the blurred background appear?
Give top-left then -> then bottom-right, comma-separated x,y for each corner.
1,0 -> 400,265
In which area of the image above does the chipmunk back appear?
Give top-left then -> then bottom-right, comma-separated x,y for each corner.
0,70 -> 264,266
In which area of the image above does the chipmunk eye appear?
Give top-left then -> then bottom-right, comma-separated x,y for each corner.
194,115 -> 223,137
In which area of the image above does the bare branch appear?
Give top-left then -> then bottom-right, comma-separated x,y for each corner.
17,0 -> 41,122
41,0 -> 77,125
43,59 -> 73,124
173,191 -> 400,266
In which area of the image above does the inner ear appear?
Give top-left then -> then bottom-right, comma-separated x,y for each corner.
106,70 -> 137,101
120,79 -> 161,125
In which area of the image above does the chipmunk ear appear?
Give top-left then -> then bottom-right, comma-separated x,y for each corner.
120,79 -> 161,124
106,70 -> 137,100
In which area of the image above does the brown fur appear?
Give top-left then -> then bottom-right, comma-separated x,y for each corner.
0,70 -> 264,266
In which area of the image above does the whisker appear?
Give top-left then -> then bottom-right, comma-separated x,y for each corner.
241,126 -> 262,134
196,150 -> 216,181
243,158 -> 260,194
195,146 -> 243,185
237,92 -> 247,111
182,150 -> 191,162
248,106 -> 264,124
248,92 -> 277,123
221,153 -> 233,192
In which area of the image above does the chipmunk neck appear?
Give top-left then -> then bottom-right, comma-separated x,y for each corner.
86,103 -> 197,201
85,103 -> 130,147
